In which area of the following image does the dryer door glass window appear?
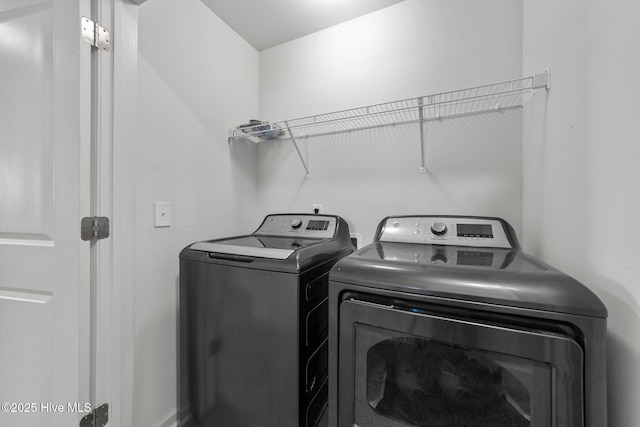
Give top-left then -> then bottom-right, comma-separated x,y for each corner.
339,300 -> 584,427
359,330 -> 550,426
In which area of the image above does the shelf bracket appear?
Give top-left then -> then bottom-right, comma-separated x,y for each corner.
533,68 -> 550,90
418,98 -> 426,172
285,121 -> 310,179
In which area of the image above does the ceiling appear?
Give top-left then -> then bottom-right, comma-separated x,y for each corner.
200,0 -> 406,51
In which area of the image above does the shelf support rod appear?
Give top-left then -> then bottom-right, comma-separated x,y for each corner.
285,121 -> 310,179
418,98 -> 426,172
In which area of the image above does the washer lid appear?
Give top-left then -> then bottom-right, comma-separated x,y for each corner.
190,235 -> 325,260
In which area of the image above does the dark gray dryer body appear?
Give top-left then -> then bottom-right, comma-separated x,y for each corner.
179,214 -> 353,427
328,215 -> 607,427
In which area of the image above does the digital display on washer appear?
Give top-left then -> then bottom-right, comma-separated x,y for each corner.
457,224 -> 493,238
457,251 -> 494,266
306,220 -> 329,231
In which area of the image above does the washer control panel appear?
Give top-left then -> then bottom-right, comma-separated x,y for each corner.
256,214 -> 337,238
378,216 -> 513,249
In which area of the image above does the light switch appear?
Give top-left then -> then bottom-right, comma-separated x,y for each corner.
155,202 -> 171,227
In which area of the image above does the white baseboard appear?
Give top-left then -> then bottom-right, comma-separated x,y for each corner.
157,409 -> 177,427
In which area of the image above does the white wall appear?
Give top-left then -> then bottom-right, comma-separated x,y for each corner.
523,1 -> 640,426
135,1 -> 259,425
258,0 -> 524,244
130,0 -> 640,425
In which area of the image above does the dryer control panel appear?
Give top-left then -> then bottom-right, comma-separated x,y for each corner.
378,216 -> 514,249
256,214 -> 338,239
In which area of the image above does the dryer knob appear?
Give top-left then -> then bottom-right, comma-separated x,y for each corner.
430,222 -> 448,236
431,248 -> 448,264
431,254 -> 448,264
291,218 -> 303,229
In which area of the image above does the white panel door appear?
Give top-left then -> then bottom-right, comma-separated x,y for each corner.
0,0 -> 92,426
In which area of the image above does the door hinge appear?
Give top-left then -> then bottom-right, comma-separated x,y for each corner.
81,217 -> 110,241
80,403 -> 109,427
81,17 -> 111,51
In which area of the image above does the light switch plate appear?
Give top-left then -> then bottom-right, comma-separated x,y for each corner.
155,202 -> 171,227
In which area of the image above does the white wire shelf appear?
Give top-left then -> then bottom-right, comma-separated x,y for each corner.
229,71 -> 549,176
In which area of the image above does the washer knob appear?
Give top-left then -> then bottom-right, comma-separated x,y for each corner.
430,222 -> 447,236
291,218 -> 303,229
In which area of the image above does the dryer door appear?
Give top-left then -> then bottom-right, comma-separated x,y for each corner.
337,299 -> 584,427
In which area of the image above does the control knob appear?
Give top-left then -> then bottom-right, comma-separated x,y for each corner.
430,222 -> 447,236
291,218 -> 303,229
431,251 -> 448,264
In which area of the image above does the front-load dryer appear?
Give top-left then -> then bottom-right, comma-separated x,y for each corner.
328,215 -> 607,427
179,214 -> 353,427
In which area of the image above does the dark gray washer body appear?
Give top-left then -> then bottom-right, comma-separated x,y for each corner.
179,214 -> 353,427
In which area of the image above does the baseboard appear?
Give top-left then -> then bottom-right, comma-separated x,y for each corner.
157,409 -> 177,427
